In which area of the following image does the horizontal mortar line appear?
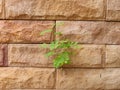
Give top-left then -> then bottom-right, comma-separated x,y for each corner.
0,19 -> 107,21
0,43 -> 52,44
8,88 -> 56,89
0,66 -> 55,69
60,67 -> 120,69
4,43 -> 120,45
0,66 -> 120,69
0,19 -> 56,21
0,66 -> 105,69
0,19 -> 119,22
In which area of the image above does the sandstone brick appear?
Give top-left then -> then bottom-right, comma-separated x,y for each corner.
57,69 -> 120,89
5,0 -> 105,20
0,44 -> 7,66
65,45 -> 104,67
103,69 -> 120,90
107,0 -> 120,21
56,69 -> 103,89
0,21 -> 54,43
0,0 -> 4,18
8,44 -> 53,67
8,44 -> 104,67
105,45 -> 120,67
0,68 -> 55,89
56,21 -> 120,44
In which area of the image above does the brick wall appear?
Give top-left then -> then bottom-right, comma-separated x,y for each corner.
0,0 -> 120,90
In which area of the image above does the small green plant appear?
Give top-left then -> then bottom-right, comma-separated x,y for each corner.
40,22 -> 79,68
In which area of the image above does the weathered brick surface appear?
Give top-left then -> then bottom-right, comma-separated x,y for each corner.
107,0 -> 120,21
0,21 -> 54,43
0,68 -> 55,89
8,44 -> 104,67
56,69 -> 103,89
8,44 -> 53,67
5,0 -> 105,20
65,45 -> 104,67
105,45 -> 120,67
103,69 -> 120,90
57,69 -> 120,90
0,0 -> 4,19
0,44 -> 7,66
56,21 -> 120,44
0,0 -> 119,90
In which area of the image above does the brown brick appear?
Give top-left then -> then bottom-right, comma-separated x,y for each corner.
57,69 -> 120,90
0,0 -> 4,19
56,21 -> 120,44
103,69 -> 120,90
0,68 -> 55,89
107,0 -> 120,21
8,44 -> 104,68
65,45 -> 104,67
105,45 -> 120,67
0,21 -> 54,43
5,0 -> 105,20
56,69 -> 103,89
8,44 -> 53,67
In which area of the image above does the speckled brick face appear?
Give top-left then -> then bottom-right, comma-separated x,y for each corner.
5,0 -> 105,20
0,21 -> 54,43
107,0 -> 120,21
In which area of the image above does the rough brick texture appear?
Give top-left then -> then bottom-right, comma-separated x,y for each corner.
103,69 -> 120,90
5,0 -> 105,20
0,0 -> 119,90
8,44 -> 52,67
56,69 -> 103,89
106,45 -> 120,67
65,45 -> 104,67
56,21 -> 120,44
0,21 -> 54,43
0,0 -> 4,19
57,69 -> 120,90
107,0 -> 120,21
0,68 -> 55,89
8,44 -> 104,68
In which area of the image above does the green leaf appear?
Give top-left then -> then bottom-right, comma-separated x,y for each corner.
49,40 -> 59,50
40,29 -> 79,68
54,32 -> 62,35
46,51 -> 55,57
50,42 -> 56,50
40,29 -> 53,35
53,52 -> 70,68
